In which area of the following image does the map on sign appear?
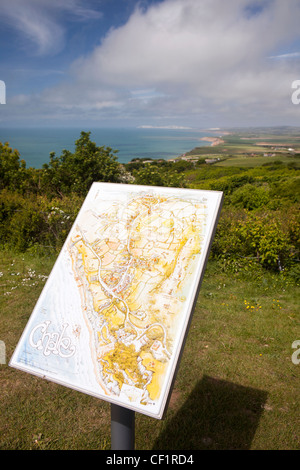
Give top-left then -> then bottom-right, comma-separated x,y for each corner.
10,183 -> 223,419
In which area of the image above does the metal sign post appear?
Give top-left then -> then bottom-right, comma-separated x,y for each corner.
111,404 -> 135,450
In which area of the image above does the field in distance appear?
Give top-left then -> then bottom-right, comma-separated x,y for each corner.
184,126 -> 300,168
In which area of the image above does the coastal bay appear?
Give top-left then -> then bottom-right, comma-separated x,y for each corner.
0,127 -> 216,168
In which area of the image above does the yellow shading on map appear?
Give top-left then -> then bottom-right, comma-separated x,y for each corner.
10,183 -> 223,419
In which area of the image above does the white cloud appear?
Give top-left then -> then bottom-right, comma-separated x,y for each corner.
0,2 -> 63,55
67,1 -> 299,116
73,0 -> 300,87
4,0 -> 300,126
0,0 -> 102,55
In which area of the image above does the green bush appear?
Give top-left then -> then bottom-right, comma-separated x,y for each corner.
9,203 -> 47,252
0,142 -> 30,192
133,165 -> 186,187
212,207 -> 299,272
209,174 -> 255,194
0,190 -> 82,252
269,176 -> 300,203
229,184 -> 271,210
0,189 -> 25,244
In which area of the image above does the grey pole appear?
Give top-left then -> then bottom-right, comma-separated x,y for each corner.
111,404 -> 135,450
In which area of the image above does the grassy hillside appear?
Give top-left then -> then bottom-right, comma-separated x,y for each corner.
0,250 -> 299,450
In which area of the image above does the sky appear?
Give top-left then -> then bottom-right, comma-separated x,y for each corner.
1,0 -> 300,128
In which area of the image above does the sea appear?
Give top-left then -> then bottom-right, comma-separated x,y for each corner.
0,127 -> 216,168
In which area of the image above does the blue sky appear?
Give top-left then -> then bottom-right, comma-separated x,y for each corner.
1,0 -> 300,128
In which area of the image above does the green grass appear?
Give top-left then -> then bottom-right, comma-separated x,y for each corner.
215,155 -> 300,168
0,250 -> 299,450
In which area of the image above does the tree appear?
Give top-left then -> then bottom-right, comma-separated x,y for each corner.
42,131 -> 121,197
0,142 -> 27,191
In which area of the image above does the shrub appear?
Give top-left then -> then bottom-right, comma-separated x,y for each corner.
0,189 -> 25,244
229,184 -> 271,210
209,174 -> 255,194
270,176 -> 300,204
0,142 -> 28,191
0,190 -> 82,252
212,207 -> 299,272
6,198 -> 47,252
133,165 -> 186,187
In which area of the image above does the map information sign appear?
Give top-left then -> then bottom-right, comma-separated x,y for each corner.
10,183 -> 223,419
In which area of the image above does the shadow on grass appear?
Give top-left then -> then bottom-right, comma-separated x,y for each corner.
154,375 -> 268,450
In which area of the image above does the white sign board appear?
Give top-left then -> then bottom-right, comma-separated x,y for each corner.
10,183 -> 223,419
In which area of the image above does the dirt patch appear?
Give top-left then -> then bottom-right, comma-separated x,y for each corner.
169,388 -> 181,410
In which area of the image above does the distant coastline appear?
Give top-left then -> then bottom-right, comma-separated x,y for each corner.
199,136 -> 225,147
137,125 -> 192,130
